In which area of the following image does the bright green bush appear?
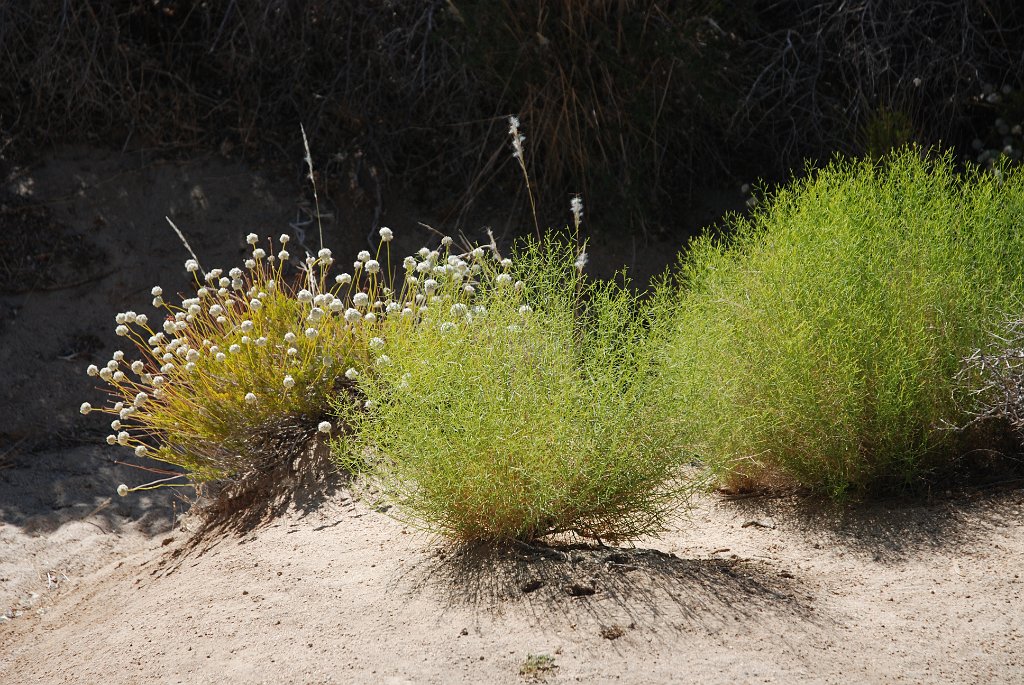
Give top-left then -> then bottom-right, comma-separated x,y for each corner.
666,150 -> 1024,497
336,235 -> 688,543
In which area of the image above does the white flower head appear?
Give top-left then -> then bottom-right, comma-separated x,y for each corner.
284,331 -> 297,343
353,292 -> 369,307
365,260 -> 380,275
80,402 -> 92,415
369,337 -> 385,351
151,286 -> 163,297
245,392 -> 257,403
135,445 -> 148,457
278,250 -> 290,261
115,325 -> 129,337
344,367 -> 359,380
283,375 -> 295,389
363,312 -> 377,323
570,195 -> 583,226
131,360 -> 144,374
519,304 -> 533,315
245,259 -> 256,270
403,256 -> 416,270
379,226 -> 394,242
252,248 -> 266,260
357,250 -> 371,262
305,327 -> 318,339
441,236 -> 453,247
344,308 -> 361,323
279,233 -> 290,244
117,431 -> 130,446
185,259 -> 200,273
86,364 -> 99,377
574,251 -> 588,271
317,421 -> 332,434
508,116 -> 526,162
297,289 -> 313,303
117,484 -> 129,497
336,273 -> 352,285
246,233 -> 259,245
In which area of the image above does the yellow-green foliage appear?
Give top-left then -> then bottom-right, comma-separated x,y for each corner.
83,233 -> 396,483
667,150 -> 1024,497
337,235 -> 687,543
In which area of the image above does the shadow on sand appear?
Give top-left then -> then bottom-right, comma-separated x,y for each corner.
399,539 -> 821,635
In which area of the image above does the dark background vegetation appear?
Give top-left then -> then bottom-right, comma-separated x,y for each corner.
2,0 -> 1024,236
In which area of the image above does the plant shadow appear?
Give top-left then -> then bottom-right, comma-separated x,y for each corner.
0,442 -> 180,537
718,478 -> 1024,564
401,539 -> 821,635
179,436 -> 347,542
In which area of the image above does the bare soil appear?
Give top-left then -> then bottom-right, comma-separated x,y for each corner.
1,149 -> 1022,684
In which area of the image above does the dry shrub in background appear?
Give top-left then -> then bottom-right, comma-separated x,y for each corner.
3,1 -> 1023,233
735,0 -> 1024,167
961,319 -> 1024,444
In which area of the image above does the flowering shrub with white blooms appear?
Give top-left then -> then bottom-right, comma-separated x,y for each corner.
83,229 -> 405,486
335,234 -> 688,543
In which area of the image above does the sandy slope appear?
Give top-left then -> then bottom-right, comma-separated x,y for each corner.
2,481 -> 1022,685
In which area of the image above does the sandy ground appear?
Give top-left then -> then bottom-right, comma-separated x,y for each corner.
2,477 -> 1022,684
1,148 -> 1022,684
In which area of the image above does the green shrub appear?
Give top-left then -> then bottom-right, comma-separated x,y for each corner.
336,235 -> 687,543
666,149 -> 1024,497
